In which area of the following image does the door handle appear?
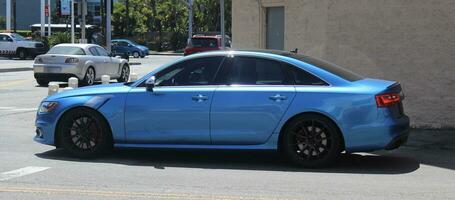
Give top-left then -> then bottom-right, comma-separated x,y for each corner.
269,94 -> 287,102
192,94 -> 209,102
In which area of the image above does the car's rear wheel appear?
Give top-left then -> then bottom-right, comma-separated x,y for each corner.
58,107 -> 112,158
132,51 -> 140,58
117,65 -> 130,82
82,67 -> 95,86
281,114 -> 343,168
17,49 -> 27,60
36,79 -> 49,86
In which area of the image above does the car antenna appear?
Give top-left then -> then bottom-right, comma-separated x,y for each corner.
290,48 -> 298,54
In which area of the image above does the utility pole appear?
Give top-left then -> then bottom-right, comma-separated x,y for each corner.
80,0 -> 86,43
220,0 -> 225,49
48,0 -> 51,36
13,0 -> 16,32
71,0 -> 75,43
106,0 -> 112,51
6,0 -> 11,32
40,0 -> 45,36
125,0 -> 129,36
179,0 -> 193,45
188,0 -> 193,43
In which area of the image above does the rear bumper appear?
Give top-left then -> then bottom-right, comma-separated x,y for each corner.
345,115 -> 410,152
34,73 -> 79,82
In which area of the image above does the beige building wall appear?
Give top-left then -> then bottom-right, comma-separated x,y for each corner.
232,0 -> 455,128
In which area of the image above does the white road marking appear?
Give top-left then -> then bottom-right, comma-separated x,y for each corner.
0,166 -> 50,181
0,107 -> 37,112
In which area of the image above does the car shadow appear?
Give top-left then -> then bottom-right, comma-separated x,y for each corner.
35,148 -> 420,174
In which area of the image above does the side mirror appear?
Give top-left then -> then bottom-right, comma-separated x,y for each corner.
146,76 -> 156,92
128,44 -> 133,47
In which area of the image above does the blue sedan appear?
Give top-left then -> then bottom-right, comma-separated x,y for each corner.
34,50 -> 410,167
111,39 -> 149,58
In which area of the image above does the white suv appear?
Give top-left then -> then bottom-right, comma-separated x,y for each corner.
0,33 -> 47,59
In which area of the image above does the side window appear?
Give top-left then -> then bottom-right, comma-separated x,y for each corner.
0,35 -> 11,42
89,47 -> 99,56
95,47 -> 109,56
222,57 -> 289,85
119,41 -> 129,47
286,64 -> 328,86
155,56 -> 224,86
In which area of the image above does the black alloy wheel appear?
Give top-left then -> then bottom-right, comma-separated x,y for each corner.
58,107 -> 112,158
282,114 -> 343,168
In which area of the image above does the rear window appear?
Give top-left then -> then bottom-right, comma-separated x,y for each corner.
289,54 -> 363,82
191,38 -> 218,48
47,46 -> 86,55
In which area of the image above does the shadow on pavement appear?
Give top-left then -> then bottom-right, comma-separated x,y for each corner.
36,148 -> 420,174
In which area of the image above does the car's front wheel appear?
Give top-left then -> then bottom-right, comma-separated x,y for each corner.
17,49 -> 27,60
58,107 -> 112,158
281,114 -> 343,168
117,65 -> 130,82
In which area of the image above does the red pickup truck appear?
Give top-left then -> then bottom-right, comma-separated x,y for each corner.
184,35 -> 231,56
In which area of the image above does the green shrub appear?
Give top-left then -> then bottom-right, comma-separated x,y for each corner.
48,32 -> 72,47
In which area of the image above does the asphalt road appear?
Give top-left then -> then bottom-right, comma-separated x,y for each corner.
0,56 -> 454,200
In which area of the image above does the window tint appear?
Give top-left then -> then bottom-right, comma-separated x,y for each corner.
289,54 -> 363,82
95,47 -> 109,56
286,64 -> 328,86
0,35 -> 12,42
191,38 -> 218,48
89,47 -> 99,56
223,57 -> 288,85
155,56 -> 224,86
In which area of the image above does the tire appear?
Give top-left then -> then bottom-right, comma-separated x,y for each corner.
116,64 -> 130,82
57,107 -> 112,158
281,114 -> 343,168
36,79 -> 49,86
132,51 -> 140,58
17,49 -> 27,60
82,67 -> 96,86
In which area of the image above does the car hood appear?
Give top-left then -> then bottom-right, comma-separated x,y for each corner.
137,45 -> 149,50
44,83 -> 132,101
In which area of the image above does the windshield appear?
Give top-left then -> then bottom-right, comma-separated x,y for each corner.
10,33 -> 26,41
47,46 -> 86,55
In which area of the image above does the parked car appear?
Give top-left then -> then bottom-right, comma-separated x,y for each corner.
33,43 -> 130,86
183,35 -> 231,56
111,39 -> 149,58
0,33 -> 47,59
34,50 -> 409,168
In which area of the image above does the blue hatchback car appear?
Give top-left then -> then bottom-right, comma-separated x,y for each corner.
34,50 -> 410,167
111,39 -> 149,58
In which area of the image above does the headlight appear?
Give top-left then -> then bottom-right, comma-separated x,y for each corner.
38,102 -> 58,113
34,57 -> 43,64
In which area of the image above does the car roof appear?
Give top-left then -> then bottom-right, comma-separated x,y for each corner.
53,43 -> 100,48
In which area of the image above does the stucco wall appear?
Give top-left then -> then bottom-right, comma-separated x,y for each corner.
232,0 -> 455,128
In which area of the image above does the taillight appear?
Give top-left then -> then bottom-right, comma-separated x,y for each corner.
376,93 -> 401,107
65,57 -> 79,63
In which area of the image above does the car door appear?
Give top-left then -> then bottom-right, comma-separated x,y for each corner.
0,34 -> 15,55
124,56 -> 225,144
88,47 -> 108,78
94,46 -> 117,76
210,56 -> 296,145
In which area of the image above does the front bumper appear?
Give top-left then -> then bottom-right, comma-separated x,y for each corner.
27,47 -> 48,56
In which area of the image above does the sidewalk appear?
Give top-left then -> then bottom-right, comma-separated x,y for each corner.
406,129 -> 455,150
